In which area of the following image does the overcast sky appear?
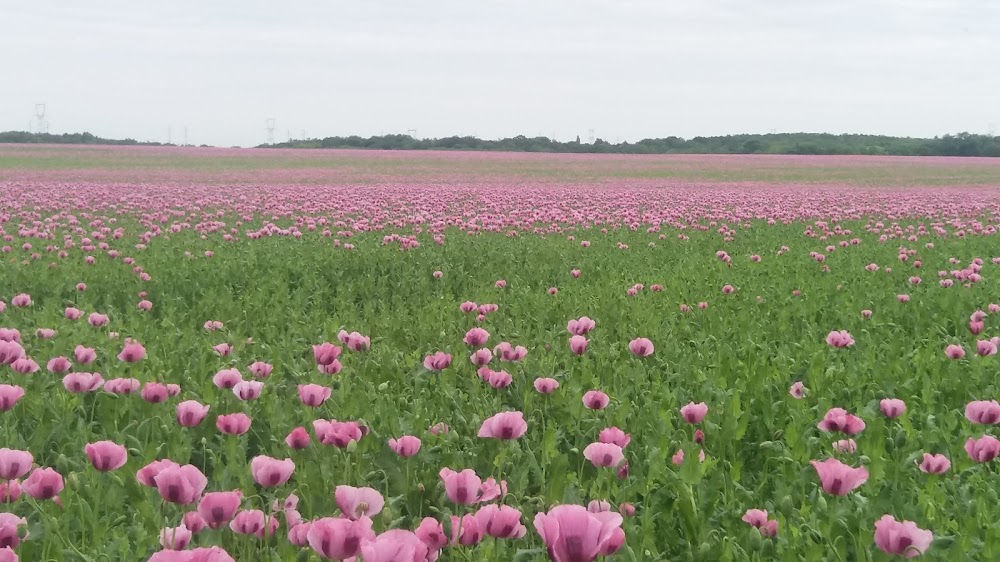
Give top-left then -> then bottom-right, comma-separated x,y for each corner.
2,0 -> 997,147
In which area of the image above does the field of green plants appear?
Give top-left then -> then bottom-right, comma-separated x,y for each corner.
2,146 -> 1000,561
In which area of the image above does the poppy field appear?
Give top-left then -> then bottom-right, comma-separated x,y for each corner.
2,146 -> 1000,561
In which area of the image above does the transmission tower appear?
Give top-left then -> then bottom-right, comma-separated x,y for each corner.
266,118 -> 276,144
587,129 -> 595,144
31,104 -> 49,134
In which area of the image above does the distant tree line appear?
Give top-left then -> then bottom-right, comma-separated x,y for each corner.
3,129 -> 999,156
260,132 -> 1000,157
0,131 -> 174,146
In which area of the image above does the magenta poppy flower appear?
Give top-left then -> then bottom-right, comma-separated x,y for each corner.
360,529 -> 432,561
945,344 -> 965,359
233,380 -> 263,401
469,348 -> 492,367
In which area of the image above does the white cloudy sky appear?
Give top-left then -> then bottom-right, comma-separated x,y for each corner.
2,0 -> 997,147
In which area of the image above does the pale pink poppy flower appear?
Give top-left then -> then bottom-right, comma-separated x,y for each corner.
493,342 -> 527,362
811,458 -> 868,495
464,328 -> 490,346
212,343 -> 233,356
697,301 -> 708,310
598,427 -> 630,448
117,341 -> 146,363
789,381 -> 806,399
861,309 -> 873,319
879,399 -> 906,419
34,328 -> 55,339
569,335 -> 589,355
832,439 -> 857,454
873,515 -> 932,558
438,468 -> 482,505
917,453 -> 950,474
63,372 -> 104,393
583,390 -> 610,410
233,380 -> 264,401
73,345 -> 96,364
216,413 -> 252,435
534,377 -> 559,394
680,402 -> 708,424
533,505 -> 624,562
423,352 -> 452,372
825,330 -> 855,348
944,344 -> 965,359
460,301 -> 477,313
628,338 -> 654,357
248,361 -> 273,378
470,348 -> 493,367
965,400 -> 1000,424
722,284 -> 735,294
88,312 -> 109,327
742,509 -> 778,538
478,411 -> 528,440
671,448 -> 706,465
571,269 -> 581,278
335,486 -> 384,519
495,279 -> 507,288
818,408 -> 866,435
567,317 -> 596,336
388,435 -> 421,457
433,270 -> 443,279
